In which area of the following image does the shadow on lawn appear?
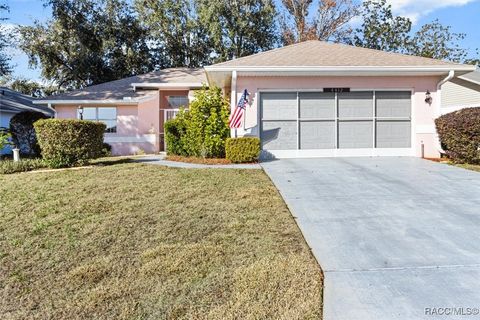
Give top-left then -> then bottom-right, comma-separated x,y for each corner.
92,157 -> 135,166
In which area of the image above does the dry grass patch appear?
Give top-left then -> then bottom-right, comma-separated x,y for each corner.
0,163 -> 322,319
166,155 -> 233,165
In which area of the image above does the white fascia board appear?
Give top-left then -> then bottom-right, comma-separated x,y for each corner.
205,65 -> 476,73
33,99 -> 141,105
32,95 -> 157,106
131,82 -> 204,89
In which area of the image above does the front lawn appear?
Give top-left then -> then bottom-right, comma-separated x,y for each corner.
455,163 -> 480,173
0,163 -> 322,319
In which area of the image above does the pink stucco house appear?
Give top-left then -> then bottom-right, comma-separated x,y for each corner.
35,41 -> 476,158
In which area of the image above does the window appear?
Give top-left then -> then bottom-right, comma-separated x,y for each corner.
78,107 -> 117,133
167,96 -> 189,108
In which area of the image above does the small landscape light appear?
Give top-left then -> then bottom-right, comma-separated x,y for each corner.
77,106 -> 84,120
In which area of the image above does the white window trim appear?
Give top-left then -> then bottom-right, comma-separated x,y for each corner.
79,106 -> 117,133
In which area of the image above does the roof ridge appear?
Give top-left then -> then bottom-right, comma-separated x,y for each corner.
209,41 -> 315,67
320,41 -> 463,66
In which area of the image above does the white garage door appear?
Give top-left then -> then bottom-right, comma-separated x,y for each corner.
260,91 -> 412,157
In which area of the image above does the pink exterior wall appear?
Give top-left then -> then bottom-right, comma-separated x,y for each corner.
235,75 -> 442,158
54,95 -> 160,156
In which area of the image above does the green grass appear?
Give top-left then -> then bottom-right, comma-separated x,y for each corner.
455,163 -> 480,172
0,163 -> 322,319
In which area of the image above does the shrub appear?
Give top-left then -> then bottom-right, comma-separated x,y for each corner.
9,111 -> 49,156
164,86 -> 230,158
102,143 -> 112,157
225,137 -> 261,163
435,107 -> 480,164
0,128 -> 11,150
34,119 -> 106,168
164,112 -> 188,156
0,158 -> 47,174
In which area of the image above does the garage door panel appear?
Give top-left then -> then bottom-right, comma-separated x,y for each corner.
299,92 -> 335,119
338,92 -> 373,118
338,121 -> 373,148
260,90 -> 411,154
376,91 -> 411,118
261,121 -> 297,150
261,92 -> 297,120
376,121 -> 411,148
300,121 -> 335,149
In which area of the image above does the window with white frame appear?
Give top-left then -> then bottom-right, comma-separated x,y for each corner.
78,107 -> 117,133
167,95 -> 189,108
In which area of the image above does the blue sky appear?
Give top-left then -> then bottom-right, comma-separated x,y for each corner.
4,0 -> 480,81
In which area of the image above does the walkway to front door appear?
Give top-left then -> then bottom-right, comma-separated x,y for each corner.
262,157 -> 480,320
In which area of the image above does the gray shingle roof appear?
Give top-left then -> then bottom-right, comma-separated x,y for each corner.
459,70 -> 480,85
0,87 -> 53,116
42,68 -> 207,101
208,40 -> 469,68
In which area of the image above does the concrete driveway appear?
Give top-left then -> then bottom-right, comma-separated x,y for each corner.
261,157 -> 480,320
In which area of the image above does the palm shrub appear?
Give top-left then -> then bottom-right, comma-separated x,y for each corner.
165,86 -> 230,158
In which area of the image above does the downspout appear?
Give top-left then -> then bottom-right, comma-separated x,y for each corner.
48,102 -> 57,118
230,70 -> 237,138
435,70 -> 455,154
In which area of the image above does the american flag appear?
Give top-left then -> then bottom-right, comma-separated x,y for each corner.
229,89 -> 249,129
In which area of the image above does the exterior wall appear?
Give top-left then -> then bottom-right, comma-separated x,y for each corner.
54,94 -> 160,155
234,75 -> 442,158
441,78 -> 480,114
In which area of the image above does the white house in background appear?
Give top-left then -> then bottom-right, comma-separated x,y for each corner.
441,70 -> 480,114
0,87 -> 54,155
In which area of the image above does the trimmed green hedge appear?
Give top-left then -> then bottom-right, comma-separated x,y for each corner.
225,137 -> 261,163
0,159 -> 47,174
34,119 -> 106,168
435,107 -> 480,164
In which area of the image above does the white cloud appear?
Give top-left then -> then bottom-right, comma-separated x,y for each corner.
385,0 -> 478,23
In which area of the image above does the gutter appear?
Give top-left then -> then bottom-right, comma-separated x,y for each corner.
33,95 -> 157,106
205,66 -> 476,73
435,70 -> 455,154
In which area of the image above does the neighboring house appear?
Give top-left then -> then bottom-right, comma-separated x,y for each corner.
441,70 -> 480,114
34,41 -> 476,158
0,87 -> 54,155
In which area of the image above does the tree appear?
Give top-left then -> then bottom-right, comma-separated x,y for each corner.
350,0 -> 411,53
135,0 -> 212,68
408,20 -> 468,62
9,78 -> 60,97
9,111 -> 49,156
0,3 -> 11,75
315,0 -> 359,42
280,0 -> 315,44
280,0 -> 358,45
197,0 -> 277,61
18,0 -> 153,89
465,50 -> 479,66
